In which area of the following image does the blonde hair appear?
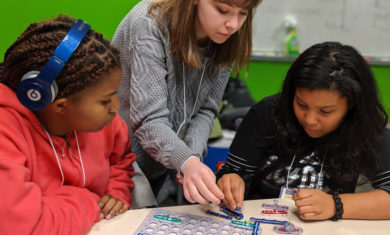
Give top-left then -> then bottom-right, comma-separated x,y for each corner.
149,0 -> 261,71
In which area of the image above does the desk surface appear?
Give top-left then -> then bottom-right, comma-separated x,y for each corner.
87,199 -> 390,235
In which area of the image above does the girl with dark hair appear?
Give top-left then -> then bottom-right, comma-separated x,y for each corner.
217,42 -> 390,220
0,15 -> 135,234
112,0 -> 261,206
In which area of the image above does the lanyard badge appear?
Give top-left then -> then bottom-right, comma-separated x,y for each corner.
279,186 -> 297,200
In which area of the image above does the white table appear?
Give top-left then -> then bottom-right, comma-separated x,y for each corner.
87,199 -> 390,235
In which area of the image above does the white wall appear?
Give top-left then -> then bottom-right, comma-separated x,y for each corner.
252,0 -> 390,58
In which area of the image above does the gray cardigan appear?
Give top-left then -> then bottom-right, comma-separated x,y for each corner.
112,0 -> 231,179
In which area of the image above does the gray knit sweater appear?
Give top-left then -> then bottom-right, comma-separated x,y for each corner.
112,0 -> 231,179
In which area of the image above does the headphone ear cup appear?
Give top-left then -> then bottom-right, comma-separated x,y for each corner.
15,19 -> 89,111
17,71 -> 57,110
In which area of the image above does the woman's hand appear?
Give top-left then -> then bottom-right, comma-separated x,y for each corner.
181,158 -> 224,205
98,194 -> 128,220
217,173 -> 245,211
292,188 -> 335,220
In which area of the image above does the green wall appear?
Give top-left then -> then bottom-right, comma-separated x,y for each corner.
1,0 -> 389,114
0,0 -> 140,61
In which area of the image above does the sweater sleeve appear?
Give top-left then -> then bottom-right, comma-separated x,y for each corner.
125,28 -> 196,173
0,115 -> 100,235
216,106 -> 262,178
216,96 -> 277,182
182,68 -> 231,158
370,128 -> 390,194
105,117 -> 136,206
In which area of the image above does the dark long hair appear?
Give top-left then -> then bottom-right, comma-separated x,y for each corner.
0,14 -> 120,99
275,42 -> 388,179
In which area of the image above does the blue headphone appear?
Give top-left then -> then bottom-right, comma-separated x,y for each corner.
17,19 -> 90,111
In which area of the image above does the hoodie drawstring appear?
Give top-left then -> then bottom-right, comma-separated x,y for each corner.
43,128 -> 86,187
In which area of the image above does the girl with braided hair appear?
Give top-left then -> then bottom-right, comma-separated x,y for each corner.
217,42 -> 390,220
0,15 -> 135,234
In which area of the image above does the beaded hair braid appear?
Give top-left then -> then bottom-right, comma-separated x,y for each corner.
0,14 -> 120,99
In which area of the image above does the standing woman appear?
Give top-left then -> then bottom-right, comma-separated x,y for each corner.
113,0 -> 261,205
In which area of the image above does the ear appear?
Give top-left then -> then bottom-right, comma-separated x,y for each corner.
51,98 -> 67,113
193,0 -> 199,5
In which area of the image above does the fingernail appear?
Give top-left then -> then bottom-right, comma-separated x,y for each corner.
100,213 -> 104,219
105,213 -> 112,220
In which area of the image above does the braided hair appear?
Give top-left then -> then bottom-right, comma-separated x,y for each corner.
0,14 -> 120,99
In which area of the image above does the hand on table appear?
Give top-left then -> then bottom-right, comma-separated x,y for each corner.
217,173 -> 245,211
292,188 -> 335,220
98,194 -> 129,220
181,158 -> 224,205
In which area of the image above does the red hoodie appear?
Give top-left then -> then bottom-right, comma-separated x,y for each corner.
0,84 -> 135,235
